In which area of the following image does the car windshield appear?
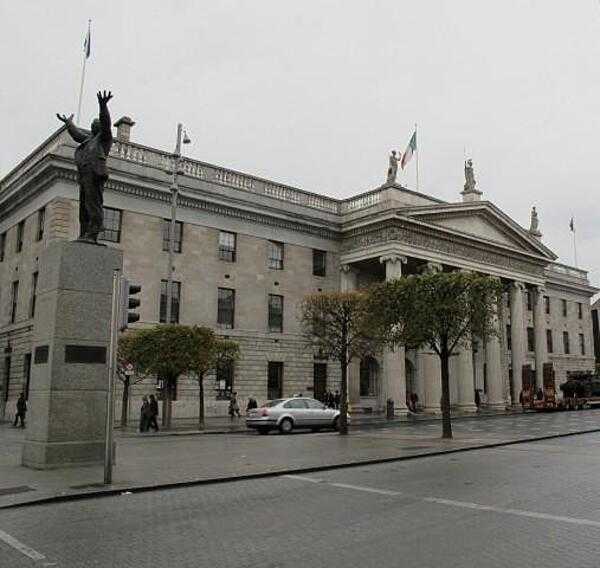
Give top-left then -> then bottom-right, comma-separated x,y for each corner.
263,399 -> 285,407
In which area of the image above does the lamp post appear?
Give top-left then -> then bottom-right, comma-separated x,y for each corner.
165,123 -> 191,325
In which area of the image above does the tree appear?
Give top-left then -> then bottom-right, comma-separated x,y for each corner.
188,326 -> 239,429
116,333 -> 147,428
368,271 -> 502,439
119,325 -> 197,429
298,291 -> 382,435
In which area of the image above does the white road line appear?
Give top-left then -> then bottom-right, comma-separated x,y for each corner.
284,475 -> 324,483
0,528 -> 46,561
423,497 -> 600,528
329,483 -> 402,496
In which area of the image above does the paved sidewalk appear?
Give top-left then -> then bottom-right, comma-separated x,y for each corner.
2,409 -> 600,509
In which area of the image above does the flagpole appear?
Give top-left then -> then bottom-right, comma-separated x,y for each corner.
572,218 -> 579,267
76,19 -> 91,125
415,122 -> 420,192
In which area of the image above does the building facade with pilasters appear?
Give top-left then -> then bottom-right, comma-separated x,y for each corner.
0,122 -> 596,424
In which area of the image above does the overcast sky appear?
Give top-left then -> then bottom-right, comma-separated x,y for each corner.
1,1 -> 599,286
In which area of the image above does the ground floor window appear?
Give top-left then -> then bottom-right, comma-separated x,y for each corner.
267,362 -> 283,400
216,360 -> 234,400
313,363 -> 327,401
360,356 -> 378,397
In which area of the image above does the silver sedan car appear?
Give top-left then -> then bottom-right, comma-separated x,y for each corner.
246,397 -> 340,434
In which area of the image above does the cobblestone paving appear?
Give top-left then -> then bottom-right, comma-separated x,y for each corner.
2,433 -> 600,567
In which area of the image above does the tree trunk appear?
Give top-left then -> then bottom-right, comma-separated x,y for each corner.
440,343 -> 453,439
120,376 -> 130,428
198,373 -> 205,430
339,354 -> 349,435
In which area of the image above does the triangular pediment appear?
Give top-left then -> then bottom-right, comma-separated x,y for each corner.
403,202 -> 557,260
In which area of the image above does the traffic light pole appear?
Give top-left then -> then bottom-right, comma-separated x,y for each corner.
104,269 -> 121,485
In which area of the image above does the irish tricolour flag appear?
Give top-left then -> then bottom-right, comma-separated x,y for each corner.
401,130 -> 417,170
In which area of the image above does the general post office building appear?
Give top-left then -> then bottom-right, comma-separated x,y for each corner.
0,119 -> 596,424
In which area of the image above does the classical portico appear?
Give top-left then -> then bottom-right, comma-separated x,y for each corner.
339,183 -> 561,416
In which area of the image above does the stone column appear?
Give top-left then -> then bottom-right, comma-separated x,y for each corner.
485,301 -> 505,410
509,281 -> 526,404
379,255 -> 408,414
421,351 -> 441,413
456,343 -> 477,411
22,241 -> 123,469
533,285 -> 547,389
340,264 -> 360,409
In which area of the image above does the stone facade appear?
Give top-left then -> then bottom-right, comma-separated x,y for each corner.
0,125 -> 597,424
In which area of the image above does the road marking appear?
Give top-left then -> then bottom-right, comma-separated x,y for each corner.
423,497 -> 600,528
329,482 -> 401,496
0,528 -> 46,561
284,475 -> 324,483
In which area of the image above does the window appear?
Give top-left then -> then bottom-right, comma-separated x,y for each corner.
306,399 -> 326,410
526,290 -> 533,311
23,353 -> 32,400
215,359 -> 234,400
544,296 -> 550,315
579,333 -> 585,355
0,232 -> 5,262
267,240 -> 284,270
10,280 -> 19,324
267,362 -> 283,400
30,272 -> 38,319
284,399 -> 307,409
562,299 -> 568,317
527,327 -> 535,352
506,325 -> 512,351
162,219 -> 183,253
98,207 -> 122,243
313,363 -> 327,402
268,294 -> 283,332
36,207 -> 46,242
563,331 -> 570,355
218,231 -> 236,262
159,280 -> 181,323
217,288 -> 235,328
546,330 -> 553,354
312,250 -> 326,277
16,221 -> 25,253
578,302 -> 583,320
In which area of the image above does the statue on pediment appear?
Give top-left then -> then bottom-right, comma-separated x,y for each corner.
464,159 -> 476,192
529,206 -> 541,235
387,150 -> 401,184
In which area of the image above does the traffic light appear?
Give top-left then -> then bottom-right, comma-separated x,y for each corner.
119,277 -> 142,331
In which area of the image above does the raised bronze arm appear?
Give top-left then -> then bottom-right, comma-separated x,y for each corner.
56,113 -> 88,143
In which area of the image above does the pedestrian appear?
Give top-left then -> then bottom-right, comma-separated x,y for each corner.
328,391 -> 335,408
13,393 -> 27,428
147,394 -> 160,432
334,390 -> 341,409
229,392 -> 241,420
474,389 -> 481,409
412,392 -> 419,412
246,396 -> 258,413
139,396 -> 150,432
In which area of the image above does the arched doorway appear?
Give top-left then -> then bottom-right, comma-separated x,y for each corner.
360,356 -> 379,398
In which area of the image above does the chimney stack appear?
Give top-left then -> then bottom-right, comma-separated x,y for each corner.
113,116 -> 135,142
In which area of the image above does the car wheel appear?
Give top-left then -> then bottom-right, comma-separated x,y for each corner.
279,418 -> 293,434
332,417 -> 339,431
258,428 -> 270,435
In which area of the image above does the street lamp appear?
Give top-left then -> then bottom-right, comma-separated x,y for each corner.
165,123 -> 191,325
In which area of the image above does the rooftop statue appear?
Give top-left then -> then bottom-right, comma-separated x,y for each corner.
530,206 -> 540,234
464,158 -> 476,192
387,150 -> 401,184
56,91 -> 114,244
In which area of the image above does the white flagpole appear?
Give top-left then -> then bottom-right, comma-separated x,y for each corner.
572,217 -> 579,267
415,123 -> 420,192
76,20 -> 91,125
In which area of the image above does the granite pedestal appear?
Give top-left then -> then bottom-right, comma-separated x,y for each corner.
22,241 -> 123,469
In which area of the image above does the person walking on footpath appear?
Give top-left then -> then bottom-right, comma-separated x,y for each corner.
139,396 -> 150,432
147,394 -> 160,432
13,393 -> 27,428
229,392 -> 241,421
334,390 -> 341,410
246,396 -> 257,413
